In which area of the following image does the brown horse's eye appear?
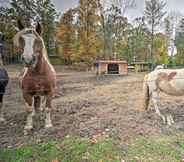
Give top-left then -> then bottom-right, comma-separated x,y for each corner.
34,39 -> 43,53
19,37 -> 25,49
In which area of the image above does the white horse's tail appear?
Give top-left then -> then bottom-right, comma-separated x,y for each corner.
142,74 -> 150,111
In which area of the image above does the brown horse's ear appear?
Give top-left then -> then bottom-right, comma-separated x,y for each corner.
36,22 -> 42,35
17,19 -> 24,30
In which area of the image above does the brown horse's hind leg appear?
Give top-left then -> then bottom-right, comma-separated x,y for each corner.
23,93 -> 34,134
45,94 -> 53,128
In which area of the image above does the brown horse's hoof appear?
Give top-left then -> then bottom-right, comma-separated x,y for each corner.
166,114 -> 175,126
45,123 -> 53,129
24,126 -> 33,135
0,117 -> 6,123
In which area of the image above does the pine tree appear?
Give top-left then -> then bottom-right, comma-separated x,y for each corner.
10,0 -> 37,26
0,6 -> 17,59
175,18 -> 184,64
36,0 -> 57,56
144,0 -> 166,68
164,16 -> 173,39
9,0 -> 57,55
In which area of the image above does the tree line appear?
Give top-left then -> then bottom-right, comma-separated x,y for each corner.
0,0 -> 57,60
1,0 -> 184,67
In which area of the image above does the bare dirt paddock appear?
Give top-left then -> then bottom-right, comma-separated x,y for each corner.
1,65 -> 184,148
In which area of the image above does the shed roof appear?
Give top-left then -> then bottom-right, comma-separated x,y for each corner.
96,60 -> 127,64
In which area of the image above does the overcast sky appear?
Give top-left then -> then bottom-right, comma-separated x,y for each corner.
52,0 -> 184,20
1,0 -> 184,21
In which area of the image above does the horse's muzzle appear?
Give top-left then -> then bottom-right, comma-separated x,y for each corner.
22,55 -> 37,67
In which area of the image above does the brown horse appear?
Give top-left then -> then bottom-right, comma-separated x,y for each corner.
14,20 -> 56,134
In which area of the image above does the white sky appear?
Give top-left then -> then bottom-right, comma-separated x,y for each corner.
52,0 -> 184,20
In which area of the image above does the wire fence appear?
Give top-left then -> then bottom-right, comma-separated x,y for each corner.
1,70 -> 184,109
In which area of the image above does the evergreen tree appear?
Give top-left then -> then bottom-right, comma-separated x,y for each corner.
9,0 -> 57,55
144,0 -> 166,68
175,18 -> 184,64
0,6 -> 17,59
10,0 -> 37,26
164,16 -> 173,39
36,0 -> 57,56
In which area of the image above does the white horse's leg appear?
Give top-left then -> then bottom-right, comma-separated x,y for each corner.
45,95 -> 53,128
0,102 -> 5,122
152,91 -> 166,124
152,91 -> 174,125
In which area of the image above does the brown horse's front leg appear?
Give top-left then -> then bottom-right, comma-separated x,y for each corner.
0,93 -> 5,122
23,93 -> 34,134
45,94 -> 53,128
0,104 -> 5,122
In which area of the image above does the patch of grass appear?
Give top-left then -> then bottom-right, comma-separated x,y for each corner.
59,137 -> 122,162
0,137 -> 122,162
1,133 -> 184,162
0,142 -> 60,162
124,133 -> 184,162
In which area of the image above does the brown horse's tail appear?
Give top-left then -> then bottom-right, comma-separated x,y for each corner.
142,74 -> 150,111
34,96 -> 41,112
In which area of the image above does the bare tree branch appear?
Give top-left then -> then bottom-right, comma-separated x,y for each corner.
110,0 -> 136,15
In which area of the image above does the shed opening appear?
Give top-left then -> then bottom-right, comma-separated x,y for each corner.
108,64 -> 119,74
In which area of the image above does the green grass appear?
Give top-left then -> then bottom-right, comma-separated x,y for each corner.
1,132 -> 184,162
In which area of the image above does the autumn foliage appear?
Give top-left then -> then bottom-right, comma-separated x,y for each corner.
57,0 -> 101,65
57,9 -> 76,63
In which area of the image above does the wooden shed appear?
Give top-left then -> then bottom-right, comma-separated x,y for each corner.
95,60 -> 128,76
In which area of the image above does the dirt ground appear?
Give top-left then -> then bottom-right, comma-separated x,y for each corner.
1,65 -> 184,148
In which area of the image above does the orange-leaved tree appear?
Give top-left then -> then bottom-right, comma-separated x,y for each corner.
76,0 -> 101,65
57,8 -> 77,64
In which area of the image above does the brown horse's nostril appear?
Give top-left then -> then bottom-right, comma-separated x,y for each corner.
33,55 -> 36,62
21,55 -> 24,62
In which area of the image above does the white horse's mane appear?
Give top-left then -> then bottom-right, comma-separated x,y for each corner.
155,65 -> 165,70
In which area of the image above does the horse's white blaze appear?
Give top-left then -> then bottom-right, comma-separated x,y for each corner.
22,34 -> 36,63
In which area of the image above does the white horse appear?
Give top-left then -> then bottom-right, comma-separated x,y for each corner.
142,65 -> 184,125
